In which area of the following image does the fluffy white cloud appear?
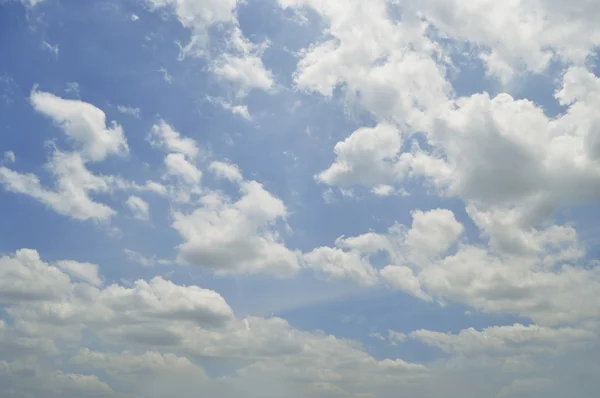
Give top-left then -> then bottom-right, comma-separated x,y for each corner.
211,51 -> 275,94
173,180 -> 300,276
403,0 -> 600,82
280,0 -> 451,128
0,248 -> 433,398
125,195 -> 150,220
208,160 -> 243,182
0,151 -> 115,221
0,249 -> 72,303
311,207 -> 600,325
164,153 -> 202,185
30,89 -> 128,162
316,124 -> 405,187
148,120 -> 199,159
302,246 -> 379,286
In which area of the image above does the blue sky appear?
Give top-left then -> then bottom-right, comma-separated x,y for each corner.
1,1 -> 600,397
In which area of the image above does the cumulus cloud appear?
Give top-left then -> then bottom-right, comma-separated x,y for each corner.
0,151 -> 116,221
280,0 -> 451,127
145,1 -> 274,94
402,0 -> 600,83
126,195 -> 150,220
0,248 -> 431,398
30,89 -> 128,162
148,120 -> 199,159
208,160 -> 243,182
172,180 -> 300,276
316,124 -> 405,187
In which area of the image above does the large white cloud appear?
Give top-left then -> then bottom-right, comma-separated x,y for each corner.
0,248 -> 433,398
279,0 -> 451,128
310,207 -> 600,326
403,0 -> 600,82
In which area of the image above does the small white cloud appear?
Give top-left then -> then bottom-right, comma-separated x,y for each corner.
148,120 -> 199,158
124,249 -> 170,267
2,151 -> 15,164
64,82 -> 80,96
207,96 -> 252,120
209,161 -> 243,182
131,14 -> 140,21
56,260 -> 103,287
126,195 -> 150,220
41,41 -> 59,57
388,330 -> 408,345
165,153 -> 202,184
372,185 -> 395,196
230,105 -> 251,120
158,67 -> 173,84
117,105 -> 141,118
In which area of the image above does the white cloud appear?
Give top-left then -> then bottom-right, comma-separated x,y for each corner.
131,14 -> 139,21
380,265 -> 430,301
164,153 -> 202,184
158,67 -> 173,83
410,323 -> 594,357
0,151 -> 116,221
41,41 -> 59,57
209,160 -> 243,182
3,247 -> 600,397
124,249 -> 170,267
402,0 -> 600,83
211,52 -> 275,95
145,0 -> 238,56
116,105 -> 141,118
173,181 -> 300,276
148,120 -> 199,158
126,195 -> 150,220
146,1 -> 274,94
30,89 -> 128,162
0,249 -> 72,303
56,260 -> 103,287
302,246 -> 379,286
64,82 -> 80,96
146,121 -> 204,203
280,0 -> 451,127
0,248 -> 431,398
316,124 -> 405,187
208,97 -> 252,120
310,207 -> 600,325
20,0 -> 46,7
2,151 -> 15,164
